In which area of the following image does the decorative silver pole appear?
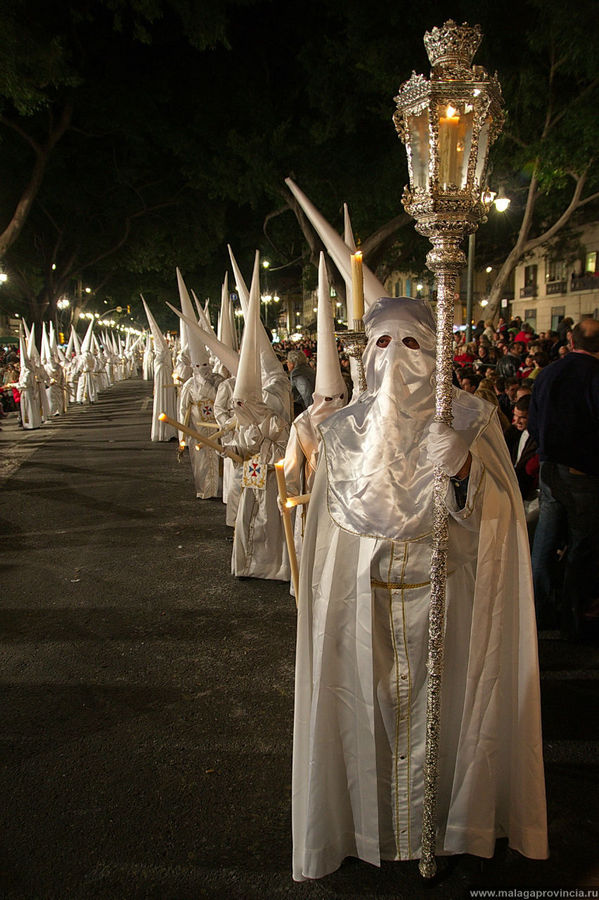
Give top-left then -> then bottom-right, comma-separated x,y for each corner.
393,21 -> 504,878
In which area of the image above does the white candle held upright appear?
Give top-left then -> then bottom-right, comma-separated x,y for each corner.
350,251 -> 364,329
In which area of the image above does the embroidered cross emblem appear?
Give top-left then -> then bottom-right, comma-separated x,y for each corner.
249,461 -> 261,478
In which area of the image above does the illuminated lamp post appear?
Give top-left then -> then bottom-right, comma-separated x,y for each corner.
393,20 -> 504,878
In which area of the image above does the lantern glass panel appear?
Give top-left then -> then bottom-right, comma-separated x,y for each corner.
474,117 -> 491,187
437,101 -> 474,190
407,109 -> 430,189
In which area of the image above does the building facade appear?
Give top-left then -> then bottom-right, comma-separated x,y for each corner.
511,222 -> 599,333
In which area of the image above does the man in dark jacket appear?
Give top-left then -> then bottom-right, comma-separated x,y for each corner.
529,318 -> 599,637
287,349 -> 316,417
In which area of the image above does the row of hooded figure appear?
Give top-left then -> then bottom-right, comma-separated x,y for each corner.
143,243 -> 346,585
144,176 -> 548,884
17,316 -> 142,429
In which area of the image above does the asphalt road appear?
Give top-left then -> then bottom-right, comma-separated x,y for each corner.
0,378 -> 597,899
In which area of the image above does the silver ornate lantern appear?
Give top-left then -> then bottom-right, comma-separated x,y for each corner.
392,21 -> 504,879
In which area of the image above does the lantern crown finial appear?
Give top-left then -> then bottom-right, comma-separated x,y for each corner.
424,20 -> 482,74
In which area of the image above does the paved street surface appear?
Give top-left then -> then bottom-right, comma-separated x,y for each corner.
1,378 -> 597,899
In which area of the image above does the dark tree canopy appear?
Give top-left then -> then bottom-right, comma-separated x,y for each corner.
0,0 -> 597,330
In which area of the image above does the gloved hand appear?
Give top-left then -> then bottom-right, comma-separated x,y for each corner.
426,421 -> 470,477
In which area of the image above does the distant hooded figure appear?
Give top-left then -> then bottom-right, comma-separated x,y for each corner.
176,269 -> 224,499
292,296 -> 548,882
227,252 -> 290,581
142,297 -> 177,441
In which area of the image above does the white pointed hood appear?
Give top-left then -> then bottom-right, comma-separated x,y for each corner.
40,323 -> 51,364
232,251 -> 262,404
19,324 -> 32,371
176,267 -> 196,354
344,203 -> 357,252
166,302 -> 239,375
343,203 -> 357,322
192,290 -> 216,337
71,326 -> 82,356
176,268 -> 208,366
80,318 -> 94,354
141,296 -> 167,351
285,177 -> 386,311
219,278 -> 238,353
48,322 -> 60,362
227,244 -> 284,382
27,324 -> 42,366
227,244 -> 249,316
218,274 -> 228,340
314,252 -> 347,401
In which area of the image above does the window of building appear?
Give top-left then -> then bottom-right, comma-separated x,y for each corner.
394,279 -> 402,297
524,264 -> 538,286
546,259 -> 566,282
551,306 -> 565,331
405,278 -> 412,298
524,309 -> 537,330
585,251 -> 597,274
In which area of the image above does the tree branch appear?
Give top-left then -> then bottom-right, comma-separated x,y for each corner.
522,170 -> 588,256
0,103 -> 72,257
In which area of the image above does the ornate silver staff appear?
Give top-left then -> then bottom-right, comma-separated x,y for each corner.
393,21 -> 504,878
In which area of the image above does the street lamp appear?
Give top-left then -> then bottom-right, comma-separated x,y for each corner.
465,194 -> 511,340
393,20 -> 504,878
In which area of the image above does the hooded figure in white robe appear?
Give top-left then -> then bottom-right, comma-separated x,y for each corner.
227,252 -> 290,580
41,324 -> 65,416
142,297 -> 177,442
166,292 -> 242,517
27,325 -> 51,420
75,320 -> 97,404
65,327 -> 81,402
142,332 -> 153,381
283,253 -> 347,584
174,270 -> 224,499
292,296 -> 548,882
17,328 -> 43,430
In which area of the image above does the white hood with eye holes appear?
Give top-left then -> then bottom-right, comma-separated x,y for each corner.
318,296 -> 491,541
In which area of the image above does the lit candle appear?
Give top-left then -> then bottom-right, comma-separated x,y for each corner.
438,105 -> 460,188
350,251 -> 364,327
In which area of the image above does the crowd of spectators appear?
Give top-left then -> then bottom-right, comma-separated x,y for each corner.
276,313 -> 597,641
0,346 -> 21,426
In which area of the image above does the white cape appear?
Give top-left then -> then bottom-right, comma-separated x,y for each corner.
292,404 -> 548,881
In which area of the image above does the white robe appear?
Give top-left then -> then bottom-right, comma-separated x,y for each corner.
230,375 -> 292,580
179,372 -> 222,499
151,348 -> 177,442
17,367 -> 43,430
292,403 -> 548,881
44,360 -> 67,415
76,352 -> 97,404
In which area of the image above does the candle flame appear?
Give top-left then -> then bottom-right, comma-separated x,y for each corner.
274,460 -> 284,469
285,500 -> 294,509
445,105 -> 458,118
159,413 -> 166,421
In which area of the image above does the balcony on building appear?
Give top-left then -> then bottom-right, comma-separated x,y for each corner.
546,280 -> 567,295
